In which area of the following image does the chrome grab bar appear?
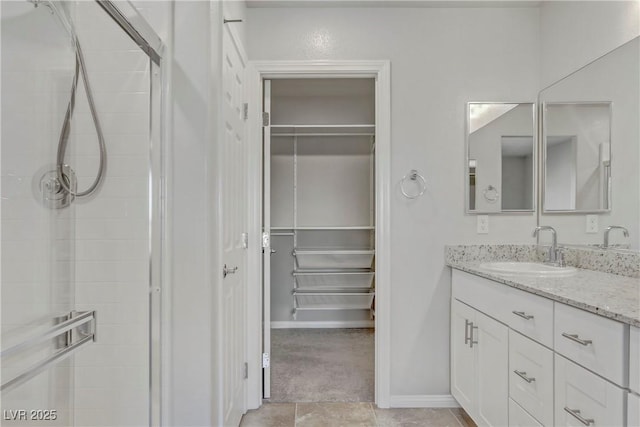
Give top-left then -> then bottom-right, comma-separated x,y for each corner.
1,311 -> 94,359
512,311 -> 534,320
1,310 -> 96,393
564,407 -> 595,426
562,332 -> 592,346
514,370 -> 536,383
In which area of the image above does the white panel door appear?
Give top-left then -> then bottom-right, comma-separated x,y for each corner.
451,299 -> 477,416
262,79 -> 272,399
222,27 -> 247,427
475,310 -> 509,427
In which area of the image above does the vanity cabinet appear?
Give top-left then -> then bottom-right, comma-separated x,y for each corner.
630,327 -> 640,427
451,269 -> 630,427
451,299 -> 508,427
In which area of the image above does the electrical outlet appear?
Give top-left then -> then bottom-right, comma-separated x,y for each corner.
477,215 -> 489,234
586,215 -> 599,233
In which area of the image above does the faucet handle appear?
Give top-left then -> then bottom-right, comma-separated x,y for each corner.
555,247 -> 566,267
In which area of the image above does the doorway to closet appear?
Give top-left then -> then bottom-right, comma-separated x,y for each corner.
262,78 -> 376,402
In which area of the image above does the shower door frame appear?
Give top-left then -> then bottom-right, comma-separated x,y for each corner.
90,2 -> 167,426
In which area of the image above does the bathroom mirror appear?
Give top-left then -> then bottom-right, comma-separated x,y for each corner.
465,102 -> 536,213
539,37 -> 639,250
542,102 -> 612,212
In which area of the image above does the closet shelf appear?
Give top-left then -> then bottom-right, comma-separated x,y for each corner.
294,271 -> 374,290
293,250 -> 375,269
271,124 -> 375,137
293,292 -> 375,311
271,226 -> 374,230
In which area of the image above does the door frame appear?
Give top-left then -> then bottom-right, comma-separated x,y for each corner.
245,60 -> 392,410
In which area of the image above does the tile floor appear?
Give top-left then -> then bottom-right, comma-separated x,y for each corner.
270,329 -> 374,402
240,402 -> 475,427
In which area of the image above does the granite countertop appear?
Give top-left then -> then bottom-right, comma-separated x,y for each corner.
448,260 -> 640,327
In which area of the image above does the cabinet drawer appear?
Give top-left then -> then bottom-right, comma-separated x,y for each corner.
554,303 -> 628,386
505,288 -> 554,348
509,398 -> 543,427
555,355 -> 625,427
452,270 -> 510,322
509,330 -> 553,426
630,392 -> 640,427
631,326 -> 640,393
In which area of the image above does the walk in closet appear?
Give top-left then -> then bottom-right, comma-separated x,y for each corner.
265,78 -> 376,328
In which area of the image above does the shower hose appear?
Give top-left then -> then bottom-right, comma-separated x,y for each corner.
56,38 -> 106,197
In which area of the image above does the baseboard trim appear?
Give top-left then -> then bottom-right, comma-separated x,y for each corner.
270,320 -> 374,329
388,394 -> 460,408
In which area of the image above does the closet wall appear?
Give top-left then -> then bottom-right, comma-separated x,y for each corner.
269,79 -> 376,326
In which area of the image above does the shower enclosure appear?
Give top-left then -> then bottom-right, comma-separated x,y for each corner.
1,1 -> 164,426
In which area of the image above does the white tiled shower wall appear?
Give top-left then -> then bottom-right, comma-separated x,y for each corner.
69,2 -> 151,426
1,2 -> 76,425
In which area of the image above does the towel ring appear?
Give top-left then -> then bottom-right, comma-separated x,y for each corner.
401,169 -> 427,199
483,185 -> 499,203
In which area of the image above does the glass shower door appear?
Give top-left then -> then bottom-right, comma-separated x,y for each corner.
1,1 -> 161,426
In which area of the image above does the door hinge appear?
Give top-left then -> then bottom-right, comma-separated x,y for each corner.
262,353 -> 270,368
243,103 -> 249,120
262,112 -> 270,127
241,232 -> 248,249
243,362 -> 248,379
262,232 -> 270,248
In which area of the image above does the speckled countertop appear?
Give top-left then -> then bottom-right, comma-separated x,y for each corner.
445,245 -> 640,327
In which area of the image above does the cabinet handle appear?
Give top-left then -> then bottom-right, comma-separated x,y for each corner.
514,370 -> 536,383
464,320 -> 471,345
512,311 -> 534,320
469,323 -> 478,348
564,407 -> 594,426
561,332 -> 593,346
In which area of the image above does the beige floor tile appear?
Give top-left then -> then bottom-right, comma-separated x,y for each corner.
373,407 -> 463,427
449,408 -> 476,427
240,403 -> 296,427
296,402 -> 377,427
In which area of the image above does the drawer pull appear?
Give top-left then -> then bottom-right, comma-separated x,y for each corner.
470,323 -> 478,348
512,311 -> 534,320
464,320 -> 471,344
562,332 -> 593,346
564,407 -> 594,426
514,370 -> 535,383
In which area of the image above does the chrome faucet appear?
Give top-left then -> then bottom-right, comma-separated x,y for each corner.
533,226 -> 563,265
603,226 -> 629,249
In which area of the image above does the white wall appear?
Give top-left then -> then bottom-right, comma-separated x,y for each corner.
247,6 -> 540,399
539,0 -> 640,87
166,1 -> 218,425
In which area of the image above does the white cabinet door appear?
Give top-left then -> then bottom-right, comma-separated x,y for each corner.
451,299 -> 477,415
629,393 -> 640,427
510,398 -> 543,427
555,355 -> 625,427
475,310 -> 509,427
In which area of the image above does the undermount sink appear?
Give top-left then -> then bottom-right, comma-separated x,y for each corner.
479,261 -> 577,277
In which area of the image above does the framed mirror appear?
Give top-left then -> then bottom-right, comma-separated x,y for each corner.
465,102 -> 536,214
542,102 -> 612,213
539,36 -> 639,250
